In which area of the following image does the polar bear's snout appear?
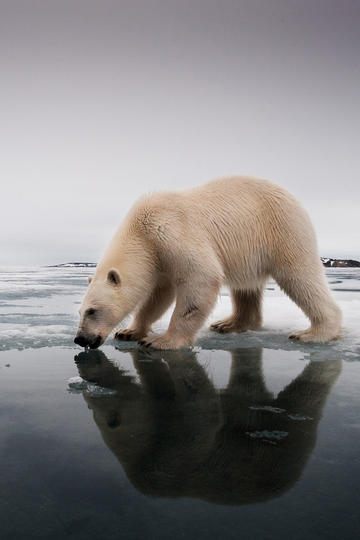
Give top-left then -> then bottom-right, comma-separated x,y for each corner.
74,332 -> 103,349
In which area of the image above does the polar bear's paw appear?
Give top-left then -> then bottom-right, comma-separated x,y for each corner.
289,327 -> 340,343
210,317 -> 254,334
115,328 -> 147,341
138,334 -> 191,350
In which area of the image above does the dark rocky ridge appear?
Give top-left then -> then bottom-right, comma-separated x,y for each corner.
321,258 -> 360,268
48,262 -> 97,268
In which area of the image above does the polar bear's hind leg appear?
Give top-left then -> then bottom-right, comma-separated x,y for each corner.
210,287 -> 263,334
273,269 -> 342,343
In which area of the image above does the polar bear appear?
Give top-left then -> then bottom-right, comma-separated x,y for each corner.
74,176 -> 342,350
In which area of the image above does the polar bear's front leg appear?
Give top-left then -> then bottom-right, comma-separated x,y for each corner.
115,281 -> 175,342
139,277 -> 221,350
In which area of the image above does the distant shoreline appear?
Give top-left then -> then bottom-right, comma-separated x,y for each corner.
47,258 -> 360,268
47,262 -> 97,268
320,258 -> 360,268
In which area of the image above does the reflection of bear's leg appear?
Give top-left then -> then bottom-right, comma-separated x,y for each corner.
275,359 -> 342,416
115,282 -> 175,341
130,349 -> 177,399
226,348 -> 273,402
273,267 -> 342,343
139,276 -> 221,350
210,287 -> 263,334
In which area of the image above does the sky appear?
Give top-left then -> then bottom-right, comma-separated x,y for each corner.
1,0 -> 359,265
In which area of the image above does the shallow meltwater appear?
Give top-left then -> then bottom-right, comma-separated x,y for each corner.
1,345 -> 360,540
0,266 -> 360,539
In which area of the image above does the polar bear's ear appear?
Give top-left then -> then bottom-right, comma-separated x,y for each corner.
88,276 -> 93,284
107,268 -> 121,286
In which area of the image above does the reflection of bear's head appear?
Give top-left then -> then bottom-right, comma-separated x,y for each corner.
74,348 -> 341,505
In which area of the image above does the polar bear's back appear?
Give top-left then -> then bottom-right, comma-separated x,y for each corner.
186,176 -> 303,222
185,176 -> 318,263
182,176 -> 320,287
121,175 -> 320,288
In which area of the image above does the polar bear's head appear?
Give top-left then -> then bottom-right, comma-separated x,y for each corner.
74,269 -> 124,349
74,200 -> 163,349
74,265 -> 149,349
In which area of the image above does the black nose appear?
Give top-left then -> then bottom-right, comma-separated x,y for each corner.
74,334 -> 102,349
74,335 -> 88,347
89,335 -> 102,349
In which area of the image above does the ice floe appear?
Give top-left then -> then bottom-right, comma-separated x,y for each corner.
0,266 -> 358,360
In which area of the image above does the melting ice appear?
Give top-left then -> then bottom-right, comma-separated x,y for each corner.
0,265 -> 359,361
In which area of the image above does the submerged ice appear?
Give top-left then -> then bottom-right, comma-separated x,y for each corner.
67,375 -> 117,397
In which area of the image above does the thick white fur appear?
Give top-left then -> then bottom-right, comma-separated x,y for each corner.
77,176 -> 342,349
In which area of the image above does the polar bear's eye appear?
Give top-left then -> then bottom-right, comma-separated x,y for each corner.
86,308 -> 96,317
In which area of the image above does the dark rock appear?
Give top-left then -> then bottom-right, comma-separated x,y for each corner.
321,258 -> 360,268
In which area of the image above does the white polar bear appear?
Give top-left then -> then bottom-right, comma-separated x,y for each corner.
74,176 -> 342,350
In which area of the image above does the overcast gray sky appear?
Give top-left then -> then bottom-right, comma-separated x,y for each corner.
1,0 -> 359,265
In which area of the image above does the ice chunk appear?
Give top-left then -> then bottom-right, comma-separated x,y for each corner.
67,376 -> 87,390
67,376 -> 117,397
246,430 -> 289,441
287,414 -> 313,421
249,405 -> 286,414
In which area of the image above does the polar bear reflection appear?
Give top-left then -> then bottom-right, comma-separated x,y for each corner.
74,348 -> 341,505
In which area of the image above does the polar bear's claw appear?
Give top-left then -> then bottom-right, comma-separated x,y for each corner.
115,328 -> 146,341
289,327 -> 340,343
138,339 -> 151,348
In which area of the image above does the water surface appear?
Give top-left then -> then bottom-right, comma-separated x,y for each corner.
0,267 -> 359,539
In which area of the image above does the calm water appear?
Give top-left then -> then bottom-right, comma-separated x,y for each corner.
0,267 -> 359,539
